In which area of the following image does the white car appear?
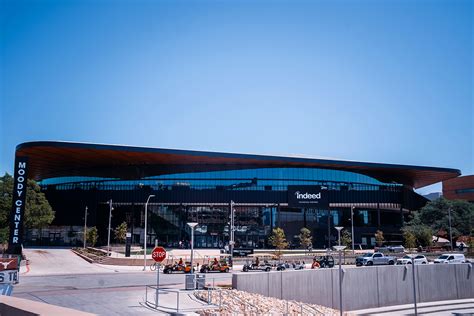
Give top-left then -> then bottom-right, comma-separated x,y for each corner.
433,253 -> 466,264
396,255 -> 429,265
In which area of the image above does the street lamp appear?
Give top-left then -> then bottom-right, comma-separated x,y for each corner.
83,206 -> 88,249
333,245 -> 347,316
143,194 -> 155,271
448,207 -> 453,251
107,200 -> 114,256
187,222 -> 199,274
351,205 -> 355,254
335,226 -> 343,246
230,200 -> 235,265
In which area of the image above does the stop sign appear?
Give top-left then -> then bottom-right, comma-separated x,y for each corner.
151,246 -> 167,263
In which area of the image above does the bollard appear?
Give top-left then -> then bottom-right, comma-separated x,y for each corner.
177,292 -> 180,312
219,289 -> 222,308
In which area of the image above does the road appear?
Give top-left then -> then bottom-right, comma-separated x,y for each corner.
10,248 -> 375,315
13,248 -> 231,315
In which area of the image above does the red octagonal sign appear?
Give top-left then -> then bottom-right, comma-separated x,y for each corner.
151,246 -> 167,263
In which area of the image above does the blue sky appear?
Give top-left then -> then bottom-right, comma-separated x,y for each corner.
1,0 -> 472,194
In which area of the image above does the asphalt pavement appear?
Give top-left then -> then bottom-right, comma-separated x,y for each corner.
14,248 -> 211,315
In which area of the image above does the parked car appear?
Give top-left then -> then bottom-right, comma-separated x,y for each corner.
396,255 -> 428,265
356,252 -> 396,266
433,253 -> 466,264
389,245 -> 406,253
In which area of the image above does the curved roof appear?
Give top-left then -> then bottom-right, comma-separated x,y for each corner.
16,141 -> 460,189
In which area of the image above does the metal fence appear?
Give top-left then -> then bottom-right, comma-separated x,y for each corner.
144,286 -> 214,313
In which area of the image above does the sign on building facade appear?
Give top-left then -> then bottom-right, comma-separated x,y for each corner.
287,185 -> 329,208
8,157 -> 28,255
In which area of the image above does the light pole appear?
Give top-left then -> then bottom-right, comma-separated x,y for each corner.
411,256 -> 418,316
448,207 -> 453,251
335,226 -> 343,246
187,222 -> 198,274
143,194 -> 155,271
83,206 -> 88,249
351,205 -> 355,254
333,245 -> 346,316
230,200 -> 235,266
107,200 -> 113,256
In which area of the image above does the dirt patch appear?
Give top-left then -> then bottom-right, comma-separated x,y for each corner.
33,250 -> 50,254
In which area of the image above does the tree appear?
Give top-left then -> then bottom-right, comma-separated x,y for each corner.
417,226 -> 433,247
114,222 -> 127,243
402,230 -> 416,249
403,197 -> 473,247
268,227 -> 288,258
0,174 -> 14,244
298,227 -> 312,250
87,227 -> 99,247
0,174 -> 55,244
412,198 -> 473,239
24,179 -> 55,229
402,225 -> 433,247
375,230 -> 384,246
341,229 -> 352,249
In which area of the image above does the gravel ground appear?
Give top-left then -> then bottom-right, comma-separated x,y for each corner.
195,289 -> 339,315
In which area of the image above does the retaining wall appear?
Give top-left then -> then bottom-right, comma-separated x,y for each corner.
232,263 -> 474,311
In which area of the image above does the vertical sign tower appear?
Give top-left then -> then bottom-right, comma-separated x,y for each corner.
7,157 -> 28,255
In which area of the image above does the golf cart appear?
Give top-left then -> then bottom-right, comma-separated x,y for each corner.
242,253 -> 275,272
200,255 -> 231,273
163,261 -> 194,274
276,260 -> 305,271
314,255 -> 335,268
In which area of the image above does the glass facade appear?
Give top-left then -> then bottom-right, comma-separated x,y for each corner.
36,167 -> 426,249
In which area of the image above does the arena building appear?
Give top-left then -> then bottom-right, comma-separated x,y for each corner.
12,141 -> 460,250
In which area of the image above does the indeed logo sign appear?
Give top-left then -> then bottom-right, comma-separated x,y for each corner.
295,191 -> 321,200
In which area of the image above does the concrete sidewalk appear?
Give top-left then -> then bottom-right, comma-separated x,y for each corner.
21,248 -> 156,276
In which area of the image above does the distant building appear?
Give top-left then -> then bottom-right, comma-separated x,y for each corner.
443,175 -> 474,203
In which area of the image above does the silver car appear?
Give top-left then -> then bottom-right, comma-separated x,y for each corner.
396,255 -> 428,265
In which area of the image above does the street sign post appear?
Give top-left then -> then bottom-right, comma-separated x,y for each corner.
151,246 -> 166,308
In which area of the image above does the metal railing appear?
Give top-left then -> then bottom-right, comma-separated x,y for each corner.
144,286 -> 221,313
196,288 -> 260,314
200,274 -> 232,289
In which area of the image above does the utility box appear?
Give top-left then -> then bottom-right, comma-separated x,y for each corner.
196,274 -> 206,289
125,233 -> 132,257
185,274 -> 196,290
